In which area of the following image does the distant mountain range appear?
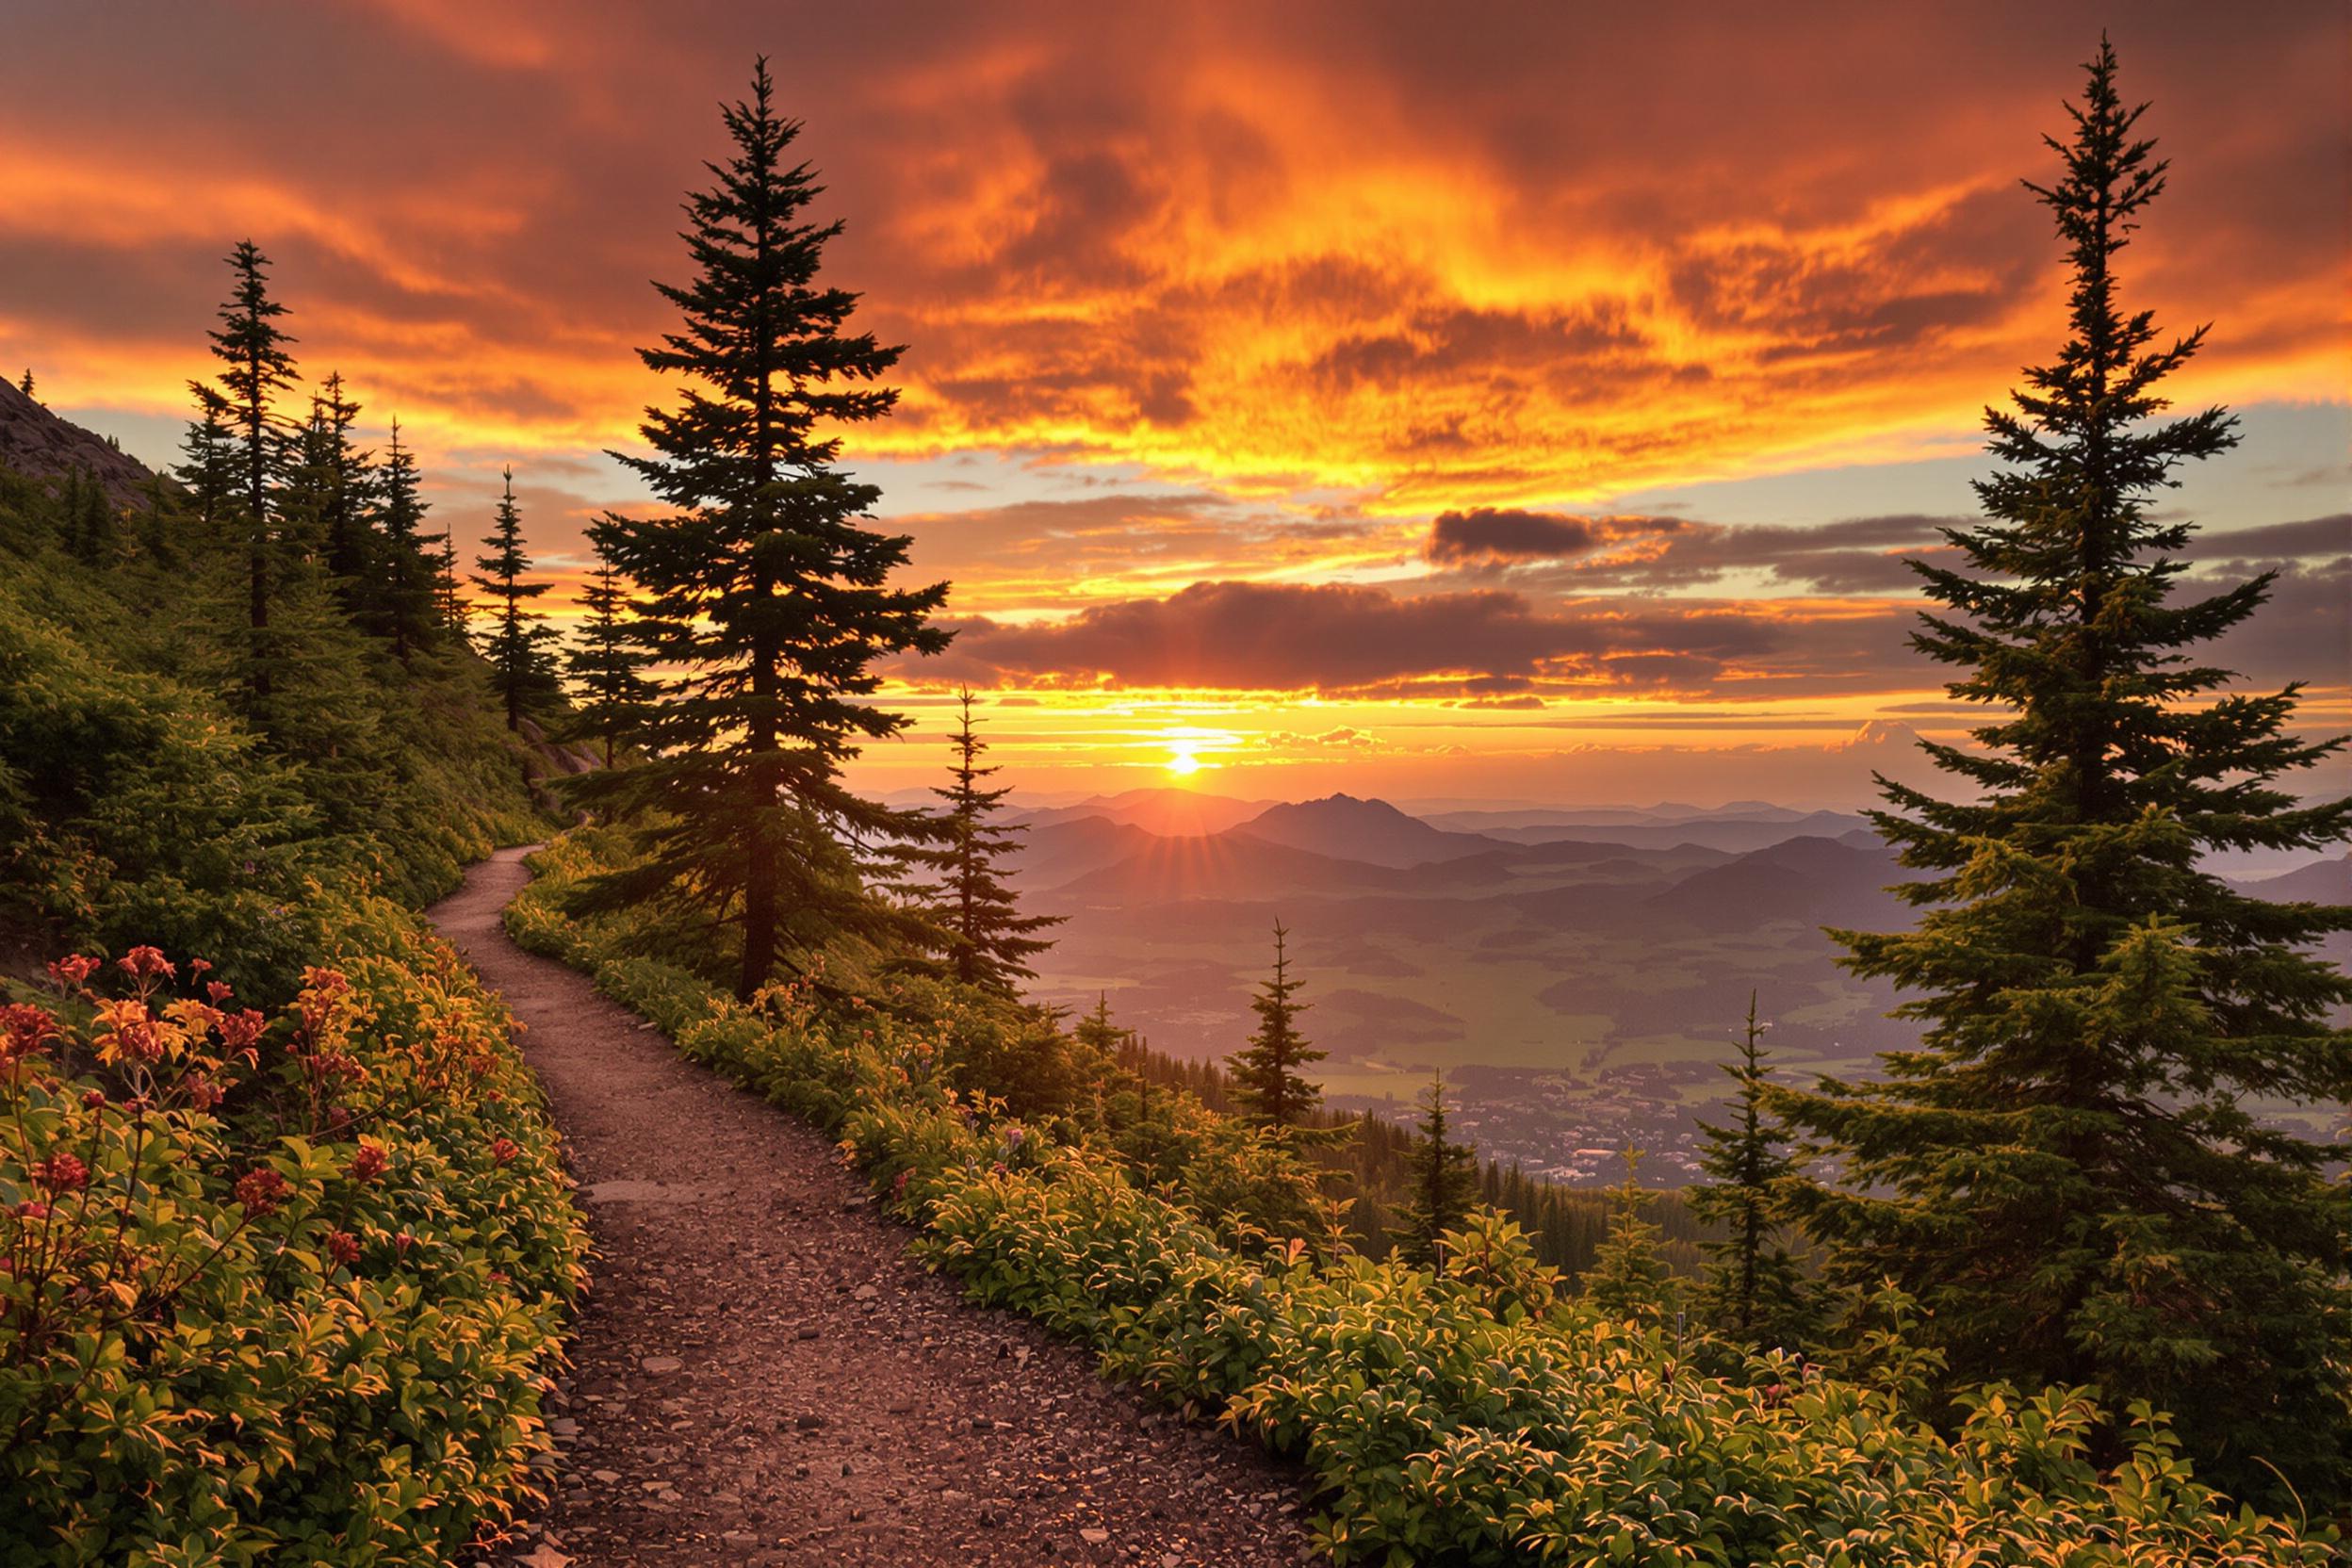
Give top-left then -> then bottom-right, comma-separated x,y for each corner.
1003,787 -> 2350,1084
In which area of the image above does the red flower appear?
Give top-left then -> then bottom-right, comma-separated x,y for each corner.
188,959 -> 212,976
118,946 -> 175,981
206,981 -> 234,1005
14,1200 -> 51,1221
393,1231 -> 416,1257
184,1074 -> 224,1113
1,1004 -> 57,1064
32,1152 -> 89,1194
235,1168 -> 291,1217
350,1142 -> 389,1183
46,955 -> 100,988
489,1137 -> 520,1167
325,1229 -> 362,1267
81,1089 -> 106,1110
216,1009 -> 265,1054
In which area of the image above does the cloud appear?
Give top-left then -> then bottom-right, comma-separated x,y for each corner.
1428,508 -> 1607,564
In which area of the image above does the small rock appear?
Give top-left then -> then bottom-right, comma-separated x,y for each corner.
794,1413 -> 825,1430
639,1356 -> 684,1377
590,1469 -> 621,1484
1080,1527 -> 1111,1546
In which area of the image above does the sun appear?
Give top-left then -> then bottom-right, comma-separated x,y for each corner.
1165,749 -> 1203,779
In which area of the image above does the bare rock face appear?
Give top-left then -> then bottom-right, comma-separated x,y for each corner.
0,376 -> 164,508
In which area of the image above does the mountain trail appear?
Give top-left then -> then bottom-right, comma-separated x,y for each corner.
427,847 -> 1315,1568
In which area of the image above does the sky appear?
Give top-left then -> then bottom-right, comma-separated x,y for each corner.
4,0 -> 2345,806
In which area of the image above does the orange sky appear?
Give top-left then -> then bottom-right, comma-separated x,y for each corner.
2,1 -> 2344,803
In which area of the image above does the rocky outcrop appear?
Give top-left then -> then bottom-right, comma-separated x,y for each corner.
0,376 -> 166,508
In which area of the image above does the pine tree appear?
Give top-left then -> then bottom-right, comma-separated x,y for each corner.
437,527 -> 466,634
17,368 -> 32,400
572,59 -> 950,1002
1390,1070 -> 1478,1266
1226,923 -> 1326,1134
375,416 -> 439,662
288,370 -> 371,594
204,240 -> 299,709
1771,40 -> 2352,1496
915,690 -> 1061,992
176,383 -> 237,537
1584,1150 -> 1682,1327
564,535 -> 658,765
1689,994 -> 1813,1348
470,467 -> 558,730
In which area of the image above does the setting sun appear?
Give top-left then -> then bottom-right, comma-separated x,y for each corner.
1166,749 -> 1204,779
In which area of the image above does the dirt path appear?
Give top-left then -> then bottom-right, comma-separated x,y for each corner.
428,848 -> 1315,1568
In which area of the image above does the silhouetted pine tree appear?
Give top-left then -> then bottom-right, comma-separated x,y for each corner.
176,383 -> 238,536
205,240 -> 299,709
288,370 -> 371,594
374,416 -> 439,662
572,59 -> 949,1001
1771,40 -> 2352,1496
915,691 -> 1061,992
564,535 -> 658,765
16,369 -> 30,400
1390,1070 -> 1478,1266
1690,994 -> 1813,1348
471,467 -> 558,730
1226,923 -> 1327,1134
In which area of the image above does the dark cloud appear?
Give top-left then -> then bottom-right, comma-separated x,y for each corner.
1427,508 -> 1604,563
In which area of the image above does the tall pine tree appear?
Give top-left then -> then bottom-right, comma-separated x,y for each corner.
205,240 -> 298,709
176,382 -> 237,535
1390,1070 -> 1478,1266
374,416 -> 439,662
914,690 -> 1061,992
1771,40 -> 2352,1497
470,467 -> 558,730
1226,923 -> 1326,1134
1689,994 -> 1812,1348
573,59 -> 949,1001
564,534 -> 659,766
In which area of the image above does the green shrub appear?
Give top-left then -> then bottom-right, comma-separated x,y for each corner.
1,902 -> 587,1566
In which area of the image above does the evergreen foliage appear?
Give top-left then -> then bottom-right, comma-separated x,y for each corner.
569,59 -> 950,1002
470,467 -> 559,731
1689,993 -> 1813,1348
1770,41 -> 2352,1497
1584,1150 -> 1684,1327
373,416 -> 441,662
910,690 -> 1062,993
1389,1070 -> 1478,1266
563,544 -> 658,766
1225,923 -> 1328,1135
204,239 -> 298,710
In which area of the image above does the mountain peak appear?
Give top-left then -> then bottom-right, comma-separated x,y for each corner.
0,377 -> 161,508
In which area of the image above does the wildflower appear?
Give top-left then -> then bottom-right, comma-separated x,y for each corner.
15,1200 -> 52,1221
188,959 -> 212,976
892,1168 -> 911,1200
350,1142 -> 389,1183
46,955 -> 100,988
489,1137 -> 520,1167
216,1009 -> 265,1054
1,1004 -> 58,1064
93,998 -> 172,1066
325,1229 -> 362,1267
183,1074 -> 224,1113
235,1167 -> 291,1217
81,1089 -> 106,1110
206,981 -> 234,1005
118,946 -> 175,981
393,1231 -> 416,1257
31,1152 -> 89,1194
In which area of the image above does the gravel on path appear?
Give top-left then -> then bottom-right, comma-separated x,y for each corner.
428,846 -> 1317,1568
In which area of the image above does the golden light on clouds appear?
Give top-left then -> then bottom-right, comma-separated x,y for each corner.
2,1 -> 2343,800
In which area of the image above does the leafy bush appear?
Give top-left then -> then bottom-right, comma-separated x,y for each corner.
510,829 -> 2339,1565
1,903 -> 587,1566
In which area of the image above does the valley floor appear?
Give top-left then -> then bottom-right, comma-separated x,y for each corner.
428,850 -> 1314,1568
